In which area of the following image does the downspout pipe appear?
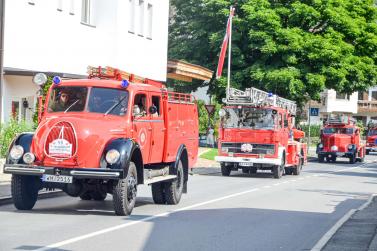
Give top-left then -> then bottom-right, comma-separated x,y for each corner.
0,0 -> 5,123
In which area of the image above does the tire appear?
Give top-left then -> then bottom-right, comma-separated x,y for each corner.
318,155 -> 324,163
79,192 -> 92,200
250,167 -> 257,174
112,162 -> 138,216
92,190 -> 107,201
242,167 -> 249,174
11,175 -> 40,210
293,158 -> 302,176
349,154 -> 356,164
285,168 -> 293,175
151,183 -> 166,204
366,149 -> 370,155
220,162 -> 231,176
326,157 -> 331,163
165,160 -> 184,205
273,155 -> 284,179
331,155 -> 337,163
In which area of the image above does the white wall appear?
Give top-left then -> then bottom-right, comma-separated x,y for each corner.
3,75 -> 39,123
192,86 -> 211,104
4,0 -> 169,81
320,89 -> 358,114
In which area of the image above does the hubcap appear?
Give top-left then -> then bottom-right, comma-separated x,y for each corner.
127,174 -> 137,203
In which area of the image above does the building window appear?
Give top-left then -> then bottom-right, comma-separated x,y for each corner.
336,92 -> 348,100
57,0 -> 63,11
146,4 -> 153,39
81,0 -> 94,26
372,91 -> 377,101
138,0 -> 145,36
128,0 -> 135,33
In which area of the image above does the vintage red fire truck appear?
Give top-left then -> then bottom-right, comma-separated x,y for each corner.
4,66 -> 198,216
215,87 -> 307,179
316,114 -> 365,163
366,121 -> 377,155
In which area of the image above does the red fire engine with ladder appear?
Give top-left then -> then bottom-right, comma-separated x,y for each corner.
4,66 -> 199,216
215,87 -> 307,178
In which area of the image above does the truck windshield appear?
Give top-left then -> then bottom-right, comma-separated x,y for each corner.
48,86 -> 129,116
368,129 -> 377,136
323,128 -> 354,134
222,108 -> 276,129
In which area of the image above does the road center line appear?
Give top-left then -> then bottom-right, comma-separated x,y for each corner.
35,164 -> 364,251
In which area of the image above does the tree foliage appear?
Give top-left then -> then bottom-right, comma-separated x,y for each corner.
169,0 -> 377,106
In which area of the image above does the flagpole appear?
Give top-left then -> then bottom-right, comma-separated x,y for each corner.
227,6 -> 233,99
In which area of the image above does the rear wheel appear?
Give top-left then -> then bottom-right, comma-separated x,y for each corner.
366,149 -> 370,155
293,158 -> 303,176
242,167 -> 249,174
113,162 -> 138,216
221,162 -> 231,176
165,160 -> 184,205
151,183 -> 166,204
285,167 -> 293,175
318,155 -> 324,163
273,156 -> 284,179
11,175 -> 40,210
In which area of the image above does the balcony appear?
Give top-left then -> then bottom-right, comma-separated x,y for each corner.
358,100 -> 377,113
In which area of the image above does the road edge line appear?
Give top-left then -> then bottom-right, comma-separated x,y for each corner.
311,194 -> 376,251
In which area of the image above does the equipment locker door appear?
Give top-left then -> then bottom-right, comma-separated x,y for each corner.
132,93 -> 151,163
149,94 -> 165,163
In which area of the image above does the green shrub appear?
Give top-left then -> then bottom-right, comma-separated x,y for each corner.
0,119 -> 34,158
300,125 -> 321,138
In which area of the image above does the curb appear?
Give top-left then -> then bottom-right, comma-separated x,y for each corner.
311,194 -> 376,251
0,190 -> 66,206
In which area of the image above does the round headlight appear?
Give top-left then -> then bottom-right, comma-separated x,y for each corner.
348,145 -> 354,150
331,145 -> 338,151
105,149 -> 120,164
318,143 -> 323,149
10,145 -> 24,160
23,152 -> 35,164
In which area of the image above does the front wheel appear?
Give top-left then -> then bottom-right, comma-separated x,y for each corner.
11,175 -> 40,210
165,160 -> 184,205
293,158 -> 303,176
349,154 -> 356,164
220,162 -> 231,176
151,183 -> 166,204
318,154 -> 324,163
112,162 -> 138,216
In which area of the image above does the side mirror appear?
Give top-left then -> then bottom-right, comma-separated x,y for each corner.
149,106 -> 157,114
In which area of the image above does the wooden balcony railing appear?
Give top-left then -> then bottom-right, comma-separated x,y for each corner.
358,100 -> 377,113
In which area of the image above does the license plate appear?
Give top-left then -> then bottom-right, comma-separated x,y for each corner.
239,162 -> 253,167
42,174 -> 73,184
336,152 -> 344,156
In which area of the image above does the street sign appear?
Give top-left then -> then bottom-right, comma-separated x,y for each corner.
205,105 -> 215,115
310,108 -> 319,116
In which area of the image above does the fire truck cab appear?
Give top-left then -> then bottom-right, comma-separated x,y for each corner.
215,88 -> 307,179
316,114 -> 365,163
4,67 -> 199,216
366,121 -> 377,155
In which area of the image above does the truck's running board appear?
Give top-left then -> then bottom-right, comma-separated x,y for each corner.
144,175 -> 177,185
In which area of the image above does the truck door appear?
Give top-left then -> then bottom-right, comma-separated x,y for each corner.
132,93 -> 151,164
149,94 -> 165,163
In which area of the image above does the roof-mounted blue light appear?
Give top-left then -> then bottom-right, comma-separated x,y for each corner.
268,92 -> 273,97
53,76 -> 61,85
121,79 -> 129,88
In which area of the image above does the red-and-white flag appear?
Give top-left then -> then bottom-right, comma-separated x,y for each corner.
216,7 -> 235,79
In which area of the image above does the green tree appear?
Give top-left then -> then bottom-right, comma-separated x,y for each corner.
169,0 -> 377,106
33,77 -> 52,125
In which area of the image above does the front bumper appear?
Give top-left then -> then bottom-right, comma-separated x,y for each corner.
366,146 -> 377,151
215,156 -> 281,165
317,151 -> 354,158
3,164 -> 123,180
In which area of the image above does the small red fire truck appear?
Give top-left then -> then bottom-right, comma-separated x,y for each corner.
316,114 -> 365,163
215,87 -> 307,179
4,66 -> 198,216
366,121 -> 377,155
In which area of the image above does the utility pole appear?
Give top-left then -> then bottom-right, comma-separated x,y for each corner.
0,0 -> 4,122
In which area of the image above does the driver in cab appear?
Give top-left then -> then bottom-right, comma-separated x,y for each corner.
49,90 -> 71,112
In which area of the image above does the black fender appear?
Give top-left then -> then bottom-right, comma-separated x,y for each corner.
103,138 -> 144,183
6,133 -> 34,164
172,144 -> 189,193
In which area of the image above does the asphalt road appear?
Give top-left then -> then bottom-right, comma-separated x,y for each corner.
1,155 -> 377,251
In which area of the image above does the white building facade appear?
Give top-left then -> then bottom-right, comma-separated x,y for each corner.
2,0 -> 169,123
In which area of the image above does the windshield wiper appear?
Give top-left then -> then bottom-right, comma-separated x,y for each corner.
104,96 -> 128,116
64,99 -> 80,113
